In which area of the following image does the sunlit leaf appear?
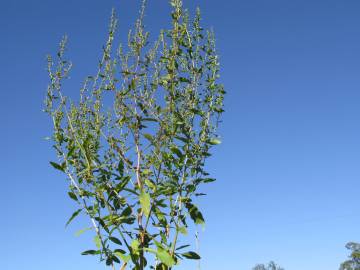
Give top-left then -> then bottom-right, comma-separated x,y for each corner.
209,138 -> 221,145
157,249 -> 175,267
139,191 -> 151,217
93,235 -> 101,248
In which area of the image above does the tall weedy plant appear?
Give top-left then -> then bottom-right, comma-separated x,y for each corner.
44,1 -> 225,269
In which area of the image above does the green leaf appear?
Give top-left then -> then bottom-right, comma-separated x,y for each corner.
209,138 -> 221,145
185,203 -> 205,225
156,263 -> 168,270
75,227 -> 92,237
176,244 -> 190,251
81,250 -> 100,255
190,108 -> 202,116
143,247 -> 158,257
67,145 -> 76,158
178,226 -> 188,235
114,252 -> 131,263
119,216 -> 135,225
65,209 -> 82,227
142,117 -> 158,122
118,160 -> 124,177
93,235 -> 101,248
50,161 -> 65,172
139,190 -> 151,217
111,255 -> 120,264
120,206 -> 132,217
194,177 -> 215,184
143,133 -> 153,142
179,77 -> 191,83
106,257 -> 113,266
170,146 -> 183,158
68,191 -> 78,201
203,178 -> 216,183
145,179 -> 156,191
175,136 -> 189,143
142,169 -> 152,175
109,236 -> 122,245
131,239 -> 140,255
157,249 -> 175,267
115,176 -> 131,191
130,78 -> 136,90
182,251 -> 201,260
123,187 -> 139,196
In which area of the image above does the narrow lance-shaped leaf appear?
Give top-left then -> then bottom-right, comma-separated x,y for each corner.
81,250 -> 101,255
182,251 -> 201,260
176,244 -> 191,251
118,160 -> 124,177
50,161 -> 65,172
143,133 -> 154,142
65,209 -> 82,227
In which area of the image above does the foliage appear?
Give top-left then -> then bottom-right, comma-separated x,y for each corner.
44,0 -> 225,269
253,261 -> 285,270
340,242 -> 360,270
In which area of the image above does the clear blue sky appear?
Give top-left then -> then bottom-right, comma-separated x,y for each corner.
1,0 -> 360,269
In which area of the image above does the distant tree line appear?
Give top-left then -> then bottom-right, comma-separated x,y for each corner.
252,261 -> 284,270
253,242 -> 360,270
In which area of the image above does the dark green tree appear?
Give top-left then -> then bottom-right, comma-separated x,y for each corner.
253,261 -> 285,270
44,0 -> 225,269
340,242 -> 360,270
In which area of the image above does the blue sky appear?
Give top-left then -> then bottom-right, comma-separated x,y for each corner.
1,0 -> 360,269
